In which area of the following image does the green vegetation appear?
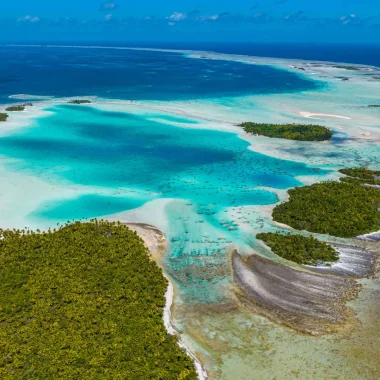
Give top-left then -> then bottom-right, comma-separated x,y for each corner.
339,167 -> 380,185
0,221 -> 196,380
273,181 -> 380,238
332,65 -> 361,71
240,122 -> 332,141
257,232 -> 339,265
5,105 -> 25,112
368,104 -> 380,108
68,99 -> 92,104
0,113 -> 9,122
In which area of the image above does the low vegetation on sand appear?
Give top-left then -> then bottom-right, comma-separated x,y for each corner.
0,220 -> 196,380
368,104 -> 380,108
340,167 -> 380,185
257,232 -> 339,266
0,113 -> 9,122
240,122 -> 333,141
332,65 -> 361,71
273,181 -> 380,238
5,105 -> 25,112
68,99 -> 92,104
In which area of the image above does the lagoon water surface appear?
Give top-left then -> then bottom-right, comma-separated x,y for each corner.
1,45 -> 380,380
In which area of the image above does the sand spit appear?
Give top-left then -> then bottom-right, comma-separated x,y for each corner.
357,230 -> 380,242
299,111 -> 352,120
124,222 -> 168,261
306,244 -> 377,278
232,251 -> 360,335
123,222 -> 210,380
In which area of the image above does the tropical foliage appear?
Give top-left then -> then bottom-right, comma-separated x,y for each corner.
339,167 -> 380,185
257,232 -> 339,265
0,220 -> 196,380
68,99 -> 92,104
0,113 -> 8,121
240,122 -> 332,141
5,105 -> 25,112
273,181 -> 380,237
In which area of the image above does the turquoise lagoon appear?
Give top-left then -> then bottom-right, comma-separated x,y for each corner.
0,104 -> 327,302
1,46 -> 380,379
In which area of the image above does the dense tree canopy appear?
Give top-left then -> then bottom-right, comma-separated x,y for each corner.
273,181 -> 380,237
0,113 -> 8,121
257,232 -> 339,265
68,100 -> 92,104
240,122 -> 332,141
339,167 -> 380,185
5,106 -> 25,112
0,221 -> 196,380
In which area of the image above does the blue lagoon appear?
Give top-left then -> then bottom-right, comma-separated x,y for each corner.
0,44 -> 379,379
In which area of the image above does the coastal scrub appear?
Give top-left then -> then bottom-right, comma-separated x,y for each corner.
339,167 -> 380,185
68,99 -> 92,104
240,122 -> 332,141
257,232 -> 339,265
5,105 -> 25,112
0,113 -> 8,121
0,220 -> 196,380
273,181 -> 380,237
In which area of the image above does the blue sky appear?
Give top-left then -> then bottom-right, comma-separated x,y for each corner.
2,0 -> 380,43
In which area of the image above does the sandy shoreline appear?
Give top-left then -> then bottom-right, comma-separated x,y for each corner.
124,222 -> 210,380
0,46 -> 379,379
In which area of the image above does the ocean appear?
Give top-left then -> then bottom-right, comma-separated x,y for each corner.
0,43 -> 379,379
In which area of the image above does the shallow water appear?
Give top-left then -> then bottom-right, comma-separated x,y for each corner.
0,103 -> 327,302
0,46 -> 379,379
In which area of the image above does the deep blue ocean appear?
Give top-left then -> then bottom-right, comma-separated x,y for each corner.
128,42 -> 380,67
0,44 -> 324,104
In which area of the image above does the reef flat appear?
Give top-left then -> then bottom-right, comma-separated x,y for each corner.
0,45 -> 380,379
232,251 -> 361,335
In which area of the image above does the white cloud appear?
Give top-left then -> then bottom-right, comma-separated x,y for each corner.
17,15 -> 40,23
168,12 -> 187,21
168,21 -> 176,26
104,14 -> 113,21
101,2 -> 117,10
199,14 -> 219,21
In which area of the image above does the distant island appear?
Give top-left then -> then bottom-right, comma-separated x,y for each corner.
0,221 -> 196,379
272,168 -> 380,238
0,113 -> 9,122
68,99 -> 92,104
257,232 -> 339,265
332,65 -> 362,71
368,104 -> 380,108
5,105 -> 25,112
240,122 -> 333,141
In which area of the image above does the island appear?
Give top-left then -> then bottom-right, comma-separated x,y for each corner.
368,104 -> 380,108
240,122 -> 333,141
5,105 -> 25,112
339,167 -> 380,185
256,232 -> 339,265
332,65 -> 362,71
0,220 -> 196,379
272,172 -> 380,238
0,113 -> 9,121
68,99 -> 92,104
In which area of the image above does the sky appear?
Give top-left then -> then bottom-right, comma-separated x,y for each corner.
1,0 -> 380,43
